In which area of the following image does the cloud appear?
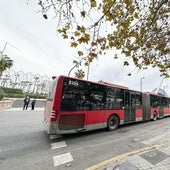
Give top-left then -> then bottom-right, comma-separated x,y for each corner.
0,0 -> 169,96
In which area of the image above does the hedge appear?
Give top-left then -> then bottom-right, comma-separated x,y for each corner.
2,87 -> 24,94
1,87 -> 46,99
0,88 -> 5,100
24,93 -> 47,99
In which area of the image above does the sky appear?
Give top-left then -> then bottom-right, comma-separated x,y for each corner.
0,0 -> 169,96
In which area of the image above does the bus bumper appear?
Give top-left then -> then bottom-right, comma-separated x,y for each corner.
43,121 -> 57,135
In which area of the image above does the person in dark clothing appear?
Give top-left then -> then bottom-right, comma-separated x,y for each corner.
23,96 -> 30,110
31,98 -> 36,110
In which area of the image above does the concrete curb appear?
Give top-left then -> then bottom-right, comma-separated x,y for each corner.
85,141 -> 170,170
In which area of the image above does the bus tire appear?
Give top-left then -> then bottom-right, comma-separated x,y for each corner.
107,115 -> 119,131
153,113 -> 157,121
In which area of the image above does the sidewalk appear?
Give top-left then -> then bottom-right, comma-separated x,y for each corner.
86,141 -> 170,170
0,98 -> 46,111
2,107 -> 44,111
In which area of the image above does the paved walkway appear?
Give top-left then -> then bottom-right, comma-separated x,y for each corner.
2,107 -> 44,111
86,139 -> 170,170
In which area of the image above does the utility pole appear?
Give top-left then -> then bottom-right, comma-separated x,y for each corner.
140,77 -> 145,92
87,64 -> 90,80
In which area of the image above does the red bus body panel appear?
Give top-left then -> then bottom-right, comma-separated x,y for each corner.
43,75 -> 170,135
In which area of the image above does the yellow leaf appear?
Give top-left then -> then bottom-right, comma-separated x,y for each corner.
75,31 -> 80,36
85,62 -> 89,66
89,52 -> 97,58
90,0 -> 97,7
134,12 -> 139,18
129,6 -> 135,14
71,42 -> 78,47
124,0 -> 131,5
88,57 -> 93,63
91,41 -> 97,46
78,51 -> 83,56
77,25 -> 86,33
62,34 -> 68,39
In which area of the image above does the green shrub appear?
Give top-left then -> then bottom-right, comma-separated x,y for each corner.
0,88 -> 5,100
25,93 -> 47,99
5,93 -> 25,98
0,87 -> 46,99
1,87 -> 24,98
2,87 -> 23,94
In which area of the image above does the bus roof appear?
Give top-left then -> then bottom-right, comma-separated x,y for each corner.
54,75 -> 147,93
57,75 -> 131,90
145,91 -> 167,97
100,81 -> 129,90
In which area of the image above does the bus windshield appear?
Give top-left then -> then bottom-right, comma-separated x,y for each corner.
47,77 -> 58,100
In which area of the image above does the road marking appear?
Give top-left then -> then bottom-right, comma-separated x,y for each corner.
51,141 -> 67,150
85,141 -> 170,170
50,134 -> 62,140
53,152 -> 73,167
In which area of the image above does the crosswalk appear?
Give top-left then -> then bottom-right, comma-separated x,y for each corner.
53,153 -> 73,167
49,135 -> 74,167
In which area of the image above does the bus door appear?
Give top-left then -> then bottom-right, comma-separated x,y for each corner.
159,97 -> 164,118
124,91 -> 136,123
159,107 -> 164,118
142,93 -> 150,121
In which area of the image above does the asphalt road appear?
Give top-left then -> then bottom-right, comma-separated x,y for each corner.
0,110 -> 170,170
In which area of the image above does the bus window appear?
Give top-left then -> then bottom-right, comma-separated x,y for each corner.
114,89 -> 124,108
60,78 -> 89,111
150,95 -> 158,108
131,92 -> 136,107
162,97 -> 168,107
106,87 -> 124,109
136,92 -> 142,108
89,83 -> 104,110
90,91 -> 104,110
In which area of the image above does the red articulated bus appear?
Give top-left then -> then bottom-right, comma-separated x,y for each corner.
43,75 -> 170,135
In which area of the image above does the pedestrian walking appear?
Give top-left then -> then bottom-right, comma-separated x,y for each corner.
23,96 -> 30,110
31,98 -> 36,110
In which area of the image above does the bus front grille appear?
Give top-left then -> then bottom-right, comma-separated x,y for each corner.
58,114 -> 85,130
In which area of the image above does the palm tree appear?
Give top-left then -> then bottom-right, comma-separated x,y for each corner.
74,69 -> 85,79
0,53 -> 13,77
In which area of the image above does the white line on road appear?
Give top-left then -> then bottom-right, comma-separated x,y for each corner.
53,152 -> 73,167
50,134 -> 62,140
51,141 -> 67,150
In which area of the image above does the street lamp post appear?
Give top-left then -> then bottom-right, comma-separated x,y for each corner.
140,77 -> 145,92
87,64 -> 90,80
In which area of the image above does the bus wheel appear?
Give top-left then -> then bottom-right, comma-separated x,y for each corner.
153,113 -> 157,121
107,115 -> 119,131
